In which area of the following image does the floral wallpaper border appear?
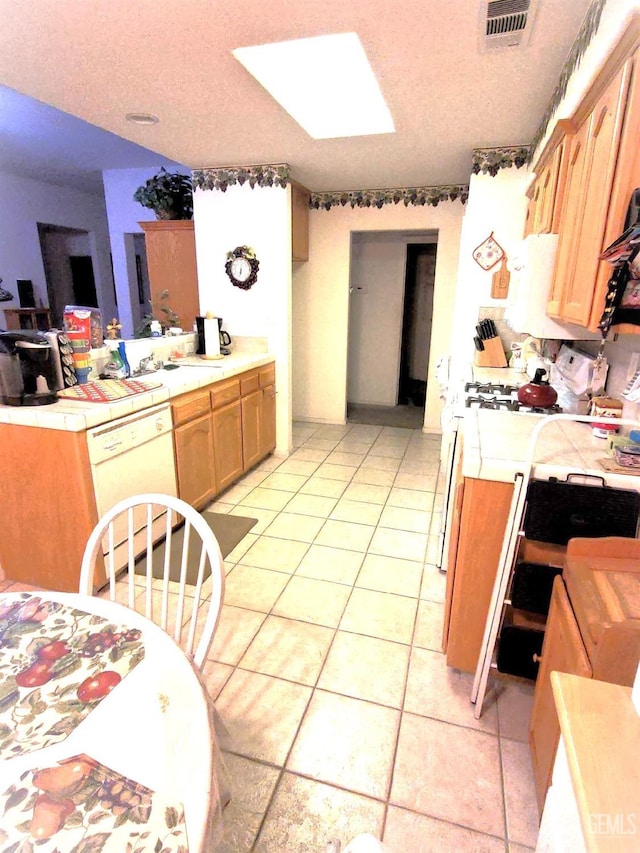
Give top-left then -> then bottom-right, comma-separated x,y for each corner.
192,163 -> 291,192
472,146 -> 531,177
530,0 -> 606,157
309,185 -> 469,211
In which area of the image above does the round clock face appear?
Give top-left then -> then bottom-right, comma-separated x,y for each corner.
230,257 -> 251,283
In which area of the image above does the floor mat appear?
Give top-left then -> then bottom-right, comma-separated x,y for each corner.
134,512 -> 257,585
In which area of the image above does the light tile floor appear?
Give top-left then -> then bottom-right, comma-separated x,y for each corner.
202,421 -> 539,852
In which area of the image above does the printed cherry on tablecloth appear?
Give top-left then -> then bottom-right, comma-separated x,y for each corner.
0,594 -> 145,758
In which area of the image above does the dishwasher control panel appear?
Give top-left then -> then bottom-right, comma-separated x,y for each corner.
86,404 -> 173,465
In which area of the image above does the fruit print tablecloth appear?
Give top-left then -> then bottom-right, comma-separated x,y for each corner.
0,753 -> 188,852
0,594 -> 145,758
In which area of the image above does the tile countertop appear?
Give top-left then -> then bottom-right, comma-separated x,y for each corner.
0,352 -> 274,432
550,671 -> 640,852
462,409 -> 640,491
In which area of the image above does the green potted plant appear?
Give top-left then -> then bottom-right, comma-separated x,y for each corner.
134,290 -> 181,338
133,167 -> 193,220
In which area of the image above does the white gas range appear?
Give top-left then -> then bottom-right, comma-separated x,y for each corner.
437,374 -> 562,573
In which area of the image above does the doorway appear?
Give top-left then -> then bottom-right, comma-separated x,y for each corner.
346,231 -> 436,428
38,224 -> 97,327
398,243 -> 437,407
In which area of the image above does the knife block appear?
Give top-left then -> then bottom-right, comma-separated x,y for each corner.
473,336 -> 507,368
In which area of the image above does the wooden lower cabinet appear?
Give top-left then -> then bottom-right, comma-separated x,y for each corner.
242,390 -> 261,471
0,423 -> 99,592
212,401 -> 243,493
260,383 -> 276,456
529,577 -> 592,813
444,476 -> 514,673
171,389 -> 215,508
173,413 -> 215,508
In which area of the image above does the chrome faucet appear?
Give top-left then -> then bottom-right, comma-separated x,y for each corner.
134,355 -> 155,375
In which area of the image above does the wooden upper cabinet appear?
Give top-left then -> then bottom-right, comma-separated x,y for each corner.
544,26 -> 640,329
291,181 -> 310,262
527,121 -> 572,239
547,119 -> 590,317
140,221 -> 200,332
560,62 -> 631,326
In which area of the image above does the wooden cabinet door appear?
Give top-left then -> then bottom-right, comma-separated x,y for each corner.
140,221 -> 200,332
547,119 -> 589,317
174,413 -> 215,508
260,384 -> 277,457
535,139 -> 565,235
529,577 -> 592,814
561,63 -> 630,326
445,477 -> 514,673
241,389 -> 261,471
212,401 -> 243,493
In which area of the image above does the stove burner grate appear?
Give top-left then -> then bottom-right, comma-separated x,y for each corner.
466,395 -> 520,411
464,382 -> 519,396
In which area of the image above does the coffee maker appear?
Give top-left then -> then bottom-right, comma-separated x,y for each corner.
0,331 -> 58,406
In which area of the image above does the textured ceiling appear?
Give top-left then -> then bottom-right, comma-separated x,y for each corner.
0,0 -> 593,194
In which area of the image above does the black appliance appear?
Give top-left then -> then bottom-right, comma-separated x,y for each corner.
0,331 -> 58,406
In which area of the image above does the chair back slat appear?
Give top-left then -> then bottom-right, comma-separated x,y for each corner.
173,519 -> 191,645
160,509 -> 173,633
79,493 -> 225,670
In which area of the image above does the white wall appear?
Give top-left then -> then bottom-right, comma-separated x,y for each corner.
192,182 -> 292,456
292,201 -> 464,431
449,168 -> 530,385
0,170 -> 114,326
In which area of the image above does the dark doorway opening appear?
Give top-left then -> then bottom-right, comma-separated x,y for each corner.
69,256 -> 98,307
398,243 -> 437,407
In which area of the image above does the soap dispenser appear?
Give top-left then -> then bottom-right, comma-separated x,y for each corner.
103,341 -> 127,379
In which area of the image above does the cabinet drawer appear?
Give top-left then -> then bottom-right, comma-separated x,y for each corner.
240,371 -> 259,396
171,390 -> 210,427
259,363 -> 276,388
210,378 -> 240,410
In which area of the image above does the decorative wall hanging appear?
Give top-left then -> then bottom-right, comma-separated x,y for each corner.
0,278 -> 13,302
472,147 -> 531,177
529,0 -> 606,159
472,232 -> 505,271
192,164 -> 291,192
310,185 -> 468,211
225,246 -> 259,290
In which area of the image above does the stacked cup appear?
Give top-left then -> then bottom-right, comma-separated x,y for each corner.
66,330 -> 91,384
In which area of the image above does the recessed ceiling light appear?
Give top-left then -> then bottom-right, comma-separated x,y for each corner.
232,33 -> 395,140
125,112 -> 159,125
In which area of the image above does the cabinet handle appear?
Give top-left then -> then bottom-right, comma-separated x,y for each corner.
532,653 -> 542,664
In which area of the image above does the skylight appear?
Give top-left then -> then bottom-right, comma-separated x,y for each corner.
232,33 -> 395,140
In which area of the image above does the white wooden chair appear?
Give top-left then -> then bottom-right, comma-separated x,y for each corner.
79,493 -> 225,669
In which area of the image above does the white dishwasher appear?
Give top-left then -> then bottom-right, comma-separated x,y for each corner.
86,402 -> 177,521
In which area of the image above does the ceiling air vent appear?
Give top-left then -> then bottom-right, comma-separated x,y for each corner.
479,0 -> 538,52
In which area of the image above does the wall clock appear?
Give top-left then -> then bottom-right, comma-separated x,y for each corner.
225,246 -> 259,290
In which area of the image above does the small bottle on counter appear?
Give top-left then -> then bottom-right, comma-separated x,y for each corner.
592,422 -> 619,439
150,320 -> 162,337
117,341 -> 131,378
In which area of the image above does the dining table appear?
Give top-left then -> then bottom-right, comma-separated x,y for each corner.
0,589 -> 222,852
